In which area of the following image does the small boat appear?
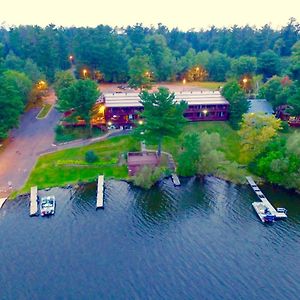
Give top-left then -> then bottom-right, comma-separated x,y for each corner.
40,196 -> 56,216
252,202 -> 275,223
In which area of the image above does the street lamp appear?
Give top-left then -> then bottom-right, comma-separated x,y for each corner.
138,120 -> 144,125
83,69 -> 87,78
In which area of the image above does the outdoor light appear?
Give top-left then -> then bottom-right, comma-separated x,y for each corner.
107,121 -> 112,126
203,109 -> 208,115
243,78 -> 248,84
183,78 -> 186,85
138,120 -> 143,125
196,67 -> 200,71
83,69 -> 87,77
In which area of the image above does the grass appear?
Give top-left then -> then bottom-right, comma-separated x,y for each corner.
55,126 -> 105,143
36,103 -> 52,119
21,135 -> 140,193
21,121 -> 265,193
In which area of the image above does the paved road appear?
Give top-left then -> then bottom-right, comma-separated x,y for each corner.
0,105 -> 61,197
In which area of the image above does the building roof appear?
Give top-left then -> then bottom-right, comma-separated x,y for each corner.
104,91 -> 229,108
248,99 -> 274,115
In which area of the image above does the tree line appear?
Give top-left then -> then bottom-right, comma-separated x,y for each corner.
0,18 -> 299,82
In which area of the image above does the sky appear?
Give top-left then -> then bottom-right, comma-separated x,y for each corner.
1,0 -> 299,30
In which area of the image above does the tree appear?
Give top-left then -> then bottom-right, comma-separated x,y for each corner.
207,51 -> 230,82
290,41 -> 300,81
257,50 -> 281,79
135,87 -> 188,156
287,86 -> 300,116
2,70 -> 33,105
238,113 -> 282,164
221,81 -> 249,129
53,70 -> 76,95
57,79 -> 100,133
178,133 -> 201,176
128,49 -> 152,90
0,74 -> 24,139
230,56 -> 257,78
196,131 -> 226,175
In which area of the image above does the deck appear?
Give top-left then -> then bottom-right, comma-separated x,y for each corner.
96,175 -> 104,209
30,186 -> 38,216
246,177 -> 287,219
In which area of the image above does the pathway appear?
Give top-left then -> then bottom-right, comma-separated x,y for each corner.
0,90 -> 61,198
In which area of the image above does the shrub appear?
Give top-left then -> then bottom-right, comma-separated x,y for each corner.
133,166 -> 163,189
55,125 -> 64,135
85,150 -> 99,163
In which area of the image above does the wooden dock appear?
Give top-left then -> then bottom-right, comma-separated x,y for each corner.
96,175 -> 104,209
171,173 -> 181,186
30,186 -> 38,216
246,177 -> 287,219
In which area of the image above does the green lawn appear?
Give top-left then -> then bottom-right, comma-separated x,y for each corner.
21,121 -> 244,193
21,136 -> 139,193
37,103 -> 52,119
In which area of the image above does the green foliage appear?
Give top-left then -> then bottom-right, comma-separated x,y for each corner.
287,85 -> 300,116
230,56 -> 257,78
221,81 -> 249,129
57,79 -> 100,124
238,113 -> 282,164
0,72 -> 25,139
133,166 -> 163,189
178,133 -> 200,176
257,50 -> 281,79
128,49 -> 152,90
85,150 -> 99,163
53,70 -> 76,95
290,41 -> 300,81
207,51 -> 231,82
252,134 -> 300,190
134,87 -> 188,155
2,70 -> 32,105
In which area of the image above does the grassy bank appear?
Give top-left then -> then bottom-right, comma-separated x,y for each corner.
21,121 -> 252,193
21,136 -> 139,193
188,81 -> 225,90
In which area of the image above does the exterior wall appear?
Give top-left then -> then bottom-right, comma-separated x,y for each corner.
105,104 -> 229,127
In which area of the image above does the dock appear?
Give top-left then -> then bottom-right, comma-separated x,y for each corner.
30,186 -> 38,216
246,176 -> 287,220
96,175 -> 104,209
171,173 -> 181,186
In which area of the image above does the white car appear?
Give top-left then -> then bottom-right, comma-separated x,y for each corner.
40,196 -> 56,216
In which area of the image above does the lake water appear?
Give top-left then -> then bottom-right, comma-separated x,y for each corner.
0,177 -> 300,300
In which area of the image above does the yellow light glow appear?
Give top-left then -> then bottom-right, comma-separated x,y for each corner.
243,78 -> 248,84
107,121 -> 112,126
183,78 -> 186,85
203,109 -> 208,115
196,67 -> 200,71
138,120 -> 143,125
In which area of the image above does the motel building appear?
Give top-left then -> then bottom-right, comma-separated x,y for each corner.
62,91 -> 230,129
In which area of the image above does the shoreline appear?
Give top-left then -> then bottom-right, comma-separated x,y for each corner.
13,173 -> 300,200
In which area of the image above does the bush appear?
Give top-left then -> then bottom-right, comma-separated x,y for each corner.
133,166 -> 163,189
85,150 -> 98,163
55,125 -> 64,135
